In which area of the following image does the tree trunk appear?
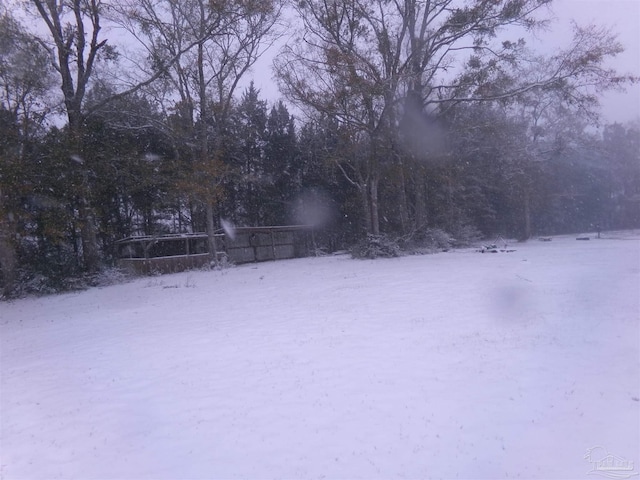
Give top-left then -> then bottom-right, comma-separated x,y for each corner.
70,117 -> 101,272
79,197 -> 100,272
397,161 -> 410,234
370,177 -> 380,235
0,212 -> 17,297
206,201 -> 219,267
0,240 -> 17,297
78,158 -> 100,272
197,34 -> 219,267
414,166 -> 427,230
522,189 -> 532,240
360,185 -> 372,235
0,184 -> 17,295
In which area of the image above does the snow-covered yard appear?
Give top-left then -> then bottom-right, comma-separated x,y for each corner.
1,232 -> 639,479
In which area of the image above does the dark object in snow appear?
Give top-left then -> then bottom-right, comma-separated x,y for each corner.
478,244 -> 516,253
576,237 -> 590,241
539,237 -> 552,242
481,244 -> 498,253
478,235 -> 511,253
592,223 -> 602,238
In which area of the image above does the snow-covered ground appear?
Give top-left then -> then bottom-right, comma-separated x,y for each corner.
1,232 -> 639,479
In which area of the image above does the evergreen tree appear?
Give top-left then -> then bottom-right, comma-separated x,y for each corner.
0,107 -> 21,296
264,101 -> 300,225
234,83 -> 268,225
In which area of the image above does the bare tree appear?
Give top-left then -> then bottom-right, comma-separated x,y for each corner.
21,0 -> 108,270
275,0 -> 634,236
494,23 -> 634,238
0,10 -> 55,138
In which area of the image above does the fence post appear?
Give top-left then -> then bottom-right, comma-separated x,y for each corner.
271,230 -> 277,260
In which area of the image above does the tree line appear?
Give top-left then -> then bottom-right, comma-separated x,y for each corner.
0,0 -> 638,296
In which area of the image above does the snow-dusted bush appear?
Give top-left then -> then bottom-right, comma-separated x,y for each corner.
3,265 -> 133,300
211,253 -> 234,270
352,234 -> 401,259
422,228 -> 454,250
346,223 -> 483,262
398,228 -> 453,253
18,273 -> 59,296
9,271 -> 82,298
91,267 -> 132,287
449,224 -> 484,247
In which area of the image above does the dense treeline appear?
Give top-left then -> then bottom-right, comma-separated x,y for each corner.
0,0 -> 638,296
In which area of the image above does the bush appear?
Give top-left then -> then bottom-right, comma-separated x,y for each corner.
351,234 -> 401,259
422,228 -> 455,250
3,264 -> 133,300
91,267 -> 132,287
397,224 -> 483,253
449,224 -> 484,247
398,228 -> 453,253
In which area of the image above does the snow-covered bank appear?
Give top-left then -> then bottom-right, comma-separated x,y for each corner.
1,232 -> 639,479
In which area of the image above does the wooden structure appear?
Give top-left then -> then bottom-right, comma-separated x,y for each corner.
115,233 -> 212,275
115,225 -> 312,275
220,225 -> 311,264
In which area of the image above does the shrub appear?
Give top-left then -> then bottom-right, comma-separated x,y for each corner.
422,228 -> 455,250
450,224 -> 484,247
91,267 -> 132,287
351,234 -> 401,259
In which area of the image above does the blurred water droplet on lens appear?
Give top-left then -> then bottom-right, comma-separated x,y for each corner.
292,189 -> 333,228
221,218 -> 236,240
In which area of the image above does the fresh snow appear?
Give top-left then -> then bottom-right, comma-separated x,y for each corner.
1,232 -> 639,479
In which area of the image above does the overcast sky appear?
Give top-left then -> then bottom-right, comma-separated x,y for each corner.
546,0 -> 640,124
249,0 -> 640,125
14,0 -> 638,125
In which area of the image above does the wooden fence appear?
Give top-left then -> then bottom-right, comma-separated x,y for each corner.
115,226 -> 312,275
